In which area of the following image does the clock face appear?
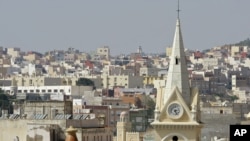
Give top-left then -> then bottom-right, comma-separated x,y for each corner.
167,102 -> 183,119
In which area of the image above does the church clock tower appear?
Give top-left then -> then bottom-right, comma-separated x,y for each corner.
151,1 -> 203,141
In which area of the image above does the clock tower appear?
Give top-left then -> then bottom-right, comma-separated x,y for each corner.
151,2 -> 203,141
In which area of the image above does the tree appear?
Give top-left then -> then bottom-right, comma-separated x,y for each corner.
0,89 -> 10,109
144,95 -> 156,118
76,78 -> 95,86
235,38 -> 250,46
134,96 -> 143,108
230,95 -> 239,103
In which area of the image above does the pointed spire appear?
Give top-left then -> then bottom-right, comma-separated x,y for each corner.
164,6 -> 191,106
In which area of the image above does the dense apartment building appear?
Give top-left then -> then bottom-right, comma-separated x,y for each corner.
101,75 -> 143,89
97,46 -> 110,60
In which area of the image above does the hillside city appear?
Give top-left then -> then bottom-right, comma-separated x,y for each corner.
1,19 -> 250,140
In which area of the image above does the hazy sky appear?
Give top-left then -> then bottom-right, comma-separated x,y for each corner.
0,0 -> 249,55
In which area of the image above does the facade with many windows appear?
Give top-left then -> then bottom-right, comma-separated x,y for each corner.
101,75 -> 143,89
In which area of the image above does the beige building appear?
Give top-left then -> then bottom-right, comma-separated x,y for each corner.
231,45 -> 241,57
0,99 -> 113,141
77,52 -> 91,60
140,67 -> 159,76
7,76 -> 102,88
202,57 -> 219,70
23,53 -> 41,62
101,75 -> 144,89
6,47 -> 20,58
201,101 -> 233,114
97,46 -> 110,60
12,99 -> 73,119
64,53 -> 76,62
0,117 -> 113,141
233,88 -> 248,103
166,47 -> 172,57
143,76 -> 165,87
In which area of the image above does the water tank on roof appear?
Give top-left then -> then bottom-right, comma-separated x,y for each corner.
9,86 -> 17,95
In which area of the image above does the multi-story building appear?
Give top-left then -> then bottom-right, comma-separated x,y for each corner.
22,99 -> 73,119
140,67 -> 159,76
203,57 -> 220,70
191,69 -> 227,95
129,109 -> 148,132
0,98 -> 113,141
101,75 -> 143,89
166,47 -> 172,57
6,76 -> 102,88
77,52 -> 90,61
85,104 -> 130,135
143,76 -> 165,87
231,46 -> 242,57
23,52 -> 42,62
97,46 -> 110,60
1,85 -> 95,96
64,53 -> 76,63
6,47 -> 21,58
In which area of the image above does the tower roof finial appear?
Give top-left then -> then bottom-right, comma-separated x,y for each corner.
177,0 -> 181,19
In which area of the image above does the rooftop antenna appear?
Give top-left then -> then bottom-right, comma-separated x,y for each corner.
177,0 -> 181,19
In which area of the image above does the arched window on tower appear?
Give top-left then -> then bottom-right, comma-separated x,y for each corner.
172,136 -> 178,141
175,56 -> 179,65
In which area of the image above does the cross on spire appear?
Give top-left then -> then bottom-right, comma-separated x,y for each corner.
177,0 -> 181,19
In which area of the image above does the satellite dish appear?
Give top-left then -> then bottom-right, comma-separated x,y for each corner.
10,90 -> 14,95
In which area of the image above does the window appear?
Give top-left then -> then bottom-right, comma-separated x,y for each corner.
172,136 -> 178,141
36,89 -> 40,92
220,110 -> 223,114
54,89 -> 58,92
30,90 -> 34,93
42,89 -> 46,92
175,57 -> 178,65
48,89 -> 52,92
